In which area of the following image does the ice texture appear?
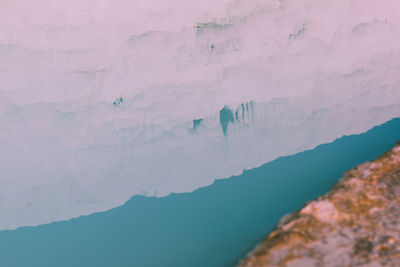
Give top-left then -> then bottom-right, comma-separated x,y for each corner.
1,0 -> 400,230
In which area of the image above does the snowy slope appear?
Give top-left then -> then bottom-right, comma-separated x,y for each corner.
1,0 -> 400,230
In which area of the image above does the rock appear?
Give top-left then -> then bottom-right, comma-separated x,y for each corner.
239,141 -> 400,267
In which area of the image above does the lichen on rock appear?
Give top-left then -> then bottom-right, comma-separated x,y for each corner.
239,141 -> 400,267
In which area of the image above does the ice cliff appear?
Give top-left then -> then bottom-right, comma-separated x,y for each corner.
1,0 -> 400,229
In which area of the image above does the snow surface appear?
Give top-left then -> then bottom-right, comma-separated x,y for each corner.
1,0 -> 400,230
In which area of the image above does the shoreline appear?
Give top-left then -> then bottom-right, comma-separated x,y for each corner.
239,141 -> 400,267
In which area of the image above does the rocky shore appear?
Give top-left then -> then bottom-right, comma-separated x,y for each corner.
239,141 -> 400,267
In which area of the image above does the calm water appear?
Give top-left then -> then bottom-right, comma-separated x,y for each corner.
1,118 -> 400,267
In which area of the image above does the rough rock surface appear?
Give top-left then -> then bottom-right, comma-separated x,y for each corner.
239,141 -> 400,267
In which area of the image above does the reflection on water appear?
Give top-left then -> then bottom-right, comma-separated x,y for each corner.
1,118 -> 400,267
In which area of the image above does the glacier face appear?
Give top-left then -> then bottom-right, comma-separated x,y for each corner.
1,0 -> 400,230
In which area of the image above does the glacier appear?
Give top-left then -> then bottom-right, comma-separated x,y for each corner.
1,0 -> 400,230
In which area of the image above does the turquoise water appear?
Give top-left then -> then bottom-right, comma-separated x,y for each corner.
1,118 -> 400,267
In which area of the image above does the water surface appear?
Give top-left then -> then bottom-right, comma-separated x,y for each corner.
1,118 -> 400,267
